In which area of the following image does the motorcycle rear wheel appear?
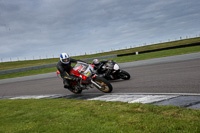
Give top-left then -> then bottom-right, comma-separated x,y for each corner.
71,89 -> 82,94
68,87 -> 82,94
93,77 -> 113,93
69,83 -> 82,94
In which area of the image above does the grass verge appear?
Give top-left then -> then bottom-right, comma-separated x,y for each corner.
0,67 -> 57,80
0,99 -> 199,133
108,44 -> 200,63
0,45 -> 200,80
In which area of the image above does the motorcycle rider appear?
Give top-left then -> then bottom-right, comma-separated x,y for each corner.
57,53 -> 85,89
92,59 -> 113,79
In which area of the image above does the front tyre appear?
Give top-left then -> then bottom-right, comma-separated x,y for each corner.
120,70 -> 130,80
93,77 -> 113,93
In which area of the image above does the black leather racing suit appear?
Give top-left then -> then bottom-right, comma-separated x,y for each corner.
93,60 -> 112,78
93,60 -> 108,74
56,58 -> 84,88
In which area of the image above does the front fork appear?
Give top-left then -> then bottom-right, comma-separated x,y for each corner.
77,75 -> 102,90
91,79 -> 102,89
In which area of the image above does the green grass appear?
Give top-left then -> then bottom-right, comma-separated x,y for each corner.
0,58 -> 58,71
1,37 -> 200,71
0,67 -> 57,79
0,99 -> 199,133
0,45 -> 200,80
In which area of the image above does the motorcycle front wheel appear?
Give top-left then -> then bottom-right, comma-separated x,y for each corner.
93,77 -> 113,93
120,70 -> 130,80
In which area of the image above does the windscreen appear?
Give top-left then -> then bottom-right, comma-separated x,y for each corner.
73,62 -> 88,72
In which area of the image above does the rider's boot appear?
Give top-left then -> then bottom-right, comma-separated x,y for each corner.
63,79 -> 71,89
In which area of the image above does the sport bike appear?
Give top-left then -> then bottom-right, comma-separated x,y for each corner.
57,62 -> 113,94
96,60 -> 130,80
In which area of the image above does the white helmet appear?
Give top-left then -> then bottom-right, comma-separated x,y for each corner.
60,53 -> 70,64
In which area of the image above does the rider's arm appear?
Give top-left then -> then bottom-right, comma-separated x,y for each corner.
99,60 -> 109,71
94,61 -> 107,72
70,58 -> 87,63
101,60 -> 109,64
56,63 -> 76,80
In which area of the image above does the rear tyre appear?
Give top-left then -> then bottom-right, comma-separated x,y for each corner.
69,88 -> 82,94
69,82 -> 82,94
93,76 -> 113,93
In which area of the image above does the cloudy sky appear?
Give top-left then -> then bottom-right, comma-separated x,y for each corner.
0,0 -> 200,61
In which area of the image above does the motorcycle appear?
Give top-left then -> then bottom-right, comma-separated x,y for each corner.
95,60 -> 131,80
57,62 -> 113,94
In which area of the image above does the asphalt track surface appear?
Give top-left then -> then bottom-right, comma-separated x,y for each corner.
0,52 -> 200,97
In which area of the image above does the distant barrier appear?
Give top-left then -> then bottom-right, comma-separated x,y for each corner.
0,55 -> 117,75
